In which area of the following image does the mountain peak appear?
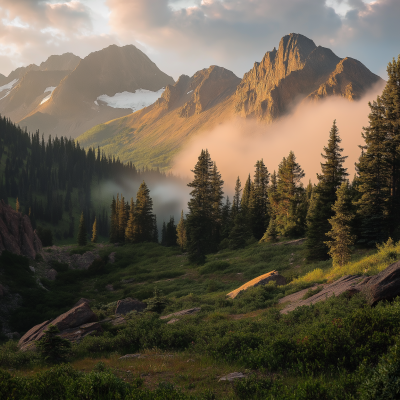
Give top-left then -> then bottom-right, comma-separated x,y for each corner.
234,33 -> 382,121
39,53 -> 81,72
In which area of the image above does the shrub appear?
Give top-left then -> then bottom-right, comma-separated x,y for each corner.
37,325 -> 71,363
359,343 -> 400,400
199,261 -> 230,275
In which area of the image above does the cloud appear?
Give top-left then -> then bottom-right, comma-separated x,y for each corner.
171,81 -> 386,194
0,1 -> 120,75
104,0 -> 399,79
107,0 -> 343,77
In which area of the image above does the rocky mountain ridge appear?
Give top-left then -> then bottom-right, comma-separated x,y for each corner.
77,33 -> 383,170
0,46 -> 174,139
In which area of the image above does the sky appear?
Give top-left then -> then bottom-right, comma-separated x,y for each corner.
0,0 -> 399,80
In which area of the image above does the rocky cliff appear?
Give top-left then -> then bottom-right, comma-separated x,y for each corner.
0,200 -> 42,259
157,65 -> 240,117
234,33 -> 383,122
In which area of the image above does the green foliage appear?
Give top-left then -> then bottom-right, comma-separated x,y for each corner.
37,324 -> 71,363
36,226 -> 54,247
199,260 -> 230,275
273,151 -> 306,237
77,212 -> 87,246
259,217 -> 278,243
355,56 -> 400,245
176,210 -> 187,251
91,218 -> 98,243
359,342 -> 400,400
325,182 -> 356,267
145,288 -> 167,314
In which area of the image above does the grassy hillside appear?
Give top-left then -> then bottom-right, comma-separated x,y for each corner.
3,238 -> 400,398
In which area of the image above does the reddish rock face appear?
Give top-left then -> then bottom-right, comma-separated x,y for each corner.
0,200 -> 43,259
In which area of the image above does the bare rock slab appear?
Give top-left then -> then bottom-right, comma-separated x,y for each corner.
279,275 -> 362,314
227,270 -> 286,299
115,298 -> 146,315
219,372 -> 246,382
119,354 -> 141,360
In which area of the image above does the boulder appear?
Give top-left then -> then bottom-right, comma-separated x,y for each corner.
0,200 -> 42,259
46,268 -> 57,281
358,260 -> 400,305
227,271 -> 286,299
160,307 -> 201,320
73,298 -> 91,307
19,301 -> 98,351
115,298 -> 146,315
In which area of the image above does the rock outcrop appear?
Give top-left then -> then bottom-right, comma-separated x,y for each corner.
234,33 -> 383,122
279,259 -> 400,314
358,260 -> 400,305
0,200 -> 42,259
19,301 -> 99,351
227,271 -> 286,299
115,298 -> 147,315
160,307 -> 201,320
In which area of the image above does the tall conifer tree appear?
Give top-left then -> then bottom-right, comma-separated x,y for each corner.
274,151 -> 305,237
125,198 -> 135,243
134,181 -> 155,242
306,121 -> 348,260
356,57 -> 400,244
77,212 -> 87,246
325,182 -> 356,266
232,177 -> 242,220
91,217 -> 97,243
176,210 -> 187,251
249,159 -> 270,240
186,149 -> 214,263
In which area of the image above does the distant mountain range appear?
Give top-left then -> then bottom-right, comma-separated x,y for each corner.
0,33 -> 383,170
0,46 -> 174,139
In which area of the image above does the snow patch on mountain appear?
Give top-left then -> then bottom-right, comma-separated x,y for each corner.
96,88 -> 165,112
0,79 -> 19,100
40,86 -> 57,105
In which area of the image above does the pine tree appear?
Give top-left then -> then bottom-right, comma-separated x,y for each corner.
77,212 -> 87,246
118,195 -> 127,242
37,324 -> 71,363
221,196 -> 232,240
249,159 -> 270,240
134,181 -> 155,242
125,198 -> 135,243
210,162 -> 224,248
241,174 -> 252,213
186,149 -> 214,263
229,211 -> 251,249
152,215 -> 159,243
306,121 -> 348,260
325,182 -> 356,267
176,210 -> 187,251
260,216 -> 278,243
109,196 -> 118,243
274,151 -> 305,237
232,176 -> 242,220
91,217 -> 98,243
356,57 -> 400,244
161,222 -> 167,246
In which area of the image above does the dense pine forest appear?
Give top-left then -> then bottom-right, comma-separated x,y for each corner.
0,118 -> 179,244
